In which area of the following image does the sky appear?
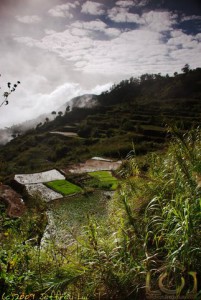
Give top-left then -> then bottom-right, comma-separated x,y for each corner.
0,0 -> 201,128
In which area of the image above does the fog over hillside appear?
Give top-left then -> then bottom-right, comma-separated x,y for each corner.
0,81 -> 111,129
0,92 -> 100,144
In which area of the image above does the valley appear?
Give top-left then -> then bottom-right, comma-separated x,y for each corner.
0,68 -> 201,299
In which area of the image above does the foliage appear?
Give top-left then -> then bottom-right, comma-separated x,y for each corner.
181,63 -> 190,74
45,179 -> 82,196
1,67 -> 201,298
0,75 -> 20,108
0,193 -> 47,298
48,127 -> 201,298
144,127 -> 201,272
49,191 -> 109,241
88,170 -> 118,190
0,129 -> 201,298
1,68 -> 201,175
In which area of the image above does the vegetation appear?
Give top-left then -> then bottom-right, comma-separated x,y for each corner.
49,191 -> 109,241
0,128 -> 200,299
0,67 -> 201,177
88,170 -> 118,190
45,180 -> 82,196
0,66 -> 201,299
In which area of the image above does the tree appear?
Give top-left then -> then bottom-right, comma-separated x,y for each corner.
0,75 -> 20,108
181,64 -> 190,74
58,111 -> 63,117
65,105 -> 70,113
36,122 -> 42,129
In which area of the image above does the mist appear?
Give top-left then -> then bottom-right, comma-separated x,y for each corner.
0,78 -> 112,129
0,43 -> 112,128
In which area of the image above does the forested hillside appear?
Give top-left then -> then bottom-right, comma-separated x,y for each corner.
0,66 -> 201,299
0,66 -> 201,179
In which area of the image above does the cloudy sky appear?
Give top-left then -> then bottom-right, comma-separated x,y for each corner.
0,0 -> 201,128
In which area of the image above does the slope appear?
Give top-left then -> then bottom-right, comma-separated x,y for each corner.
0,67 -> 201,180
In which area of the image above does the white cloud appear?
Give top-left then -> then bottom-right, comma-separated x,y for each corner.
181,15 -> 201,22
44,29 -> 57,35
14,17 -> 201,79
70,27 -> 89,37
74,1 -> 80,6
108,7 -> 143,23
116,1 -> 135,8
141,11 -> 177,32
196,33 -> 201,41
0,80 -> 112,128
0,83 -> 81,127
72,19 -> 107,31
15,30 -> 93,60
170,29 -> 183,38
168,30 -> 199,49
104,27 -> 121,37
170,47 -> 201,68
71,20 -> 121,38
108,7 -> 177,32
14,28 -> 166,76
90,82 -> 112,94
14,36 -> 40,48
116,0 -> 149,8
81,1 -> 105,15
16,15 -> 41,24
48,3 -> 78,18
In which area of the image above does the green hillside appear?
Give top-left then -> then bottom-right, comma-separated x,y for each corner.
0,67 -> 201,179
0,67 -> 201,299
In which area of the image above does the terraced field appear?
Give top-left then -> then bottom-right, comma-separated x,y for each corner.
45,190 -> 111,244
88,170 -> 118,190
45,179 -> 82,196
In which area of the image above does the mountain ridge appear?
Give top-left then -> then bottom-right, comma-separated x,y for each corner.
0,67 -> 201,178
0,93 -> 98,145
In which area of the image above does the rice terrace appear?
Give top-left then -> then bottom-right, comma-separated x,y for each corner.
12,157 -> 120,202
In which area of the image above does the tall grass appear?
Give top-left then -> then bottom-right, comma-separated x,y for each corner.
145,128 -> 201,273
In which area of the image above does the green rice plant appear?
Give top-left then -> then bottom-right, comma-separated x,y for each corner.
88,171 -> 118,190
45,180 -> 82,196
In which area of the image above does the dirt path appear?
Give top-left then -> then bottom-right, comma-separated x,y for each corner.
50,131 -> 78,137
66,158 -> 122,174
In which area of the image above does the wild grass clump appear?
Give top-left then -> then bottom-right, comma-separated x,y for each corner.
145,127 -> 201,271
112,127 -> 201,297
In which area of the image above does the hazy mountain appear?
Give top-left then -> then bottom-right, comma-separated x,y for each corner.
0,94 -> 98,145
59,94 -> 98,111
1,67 -> 201,149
